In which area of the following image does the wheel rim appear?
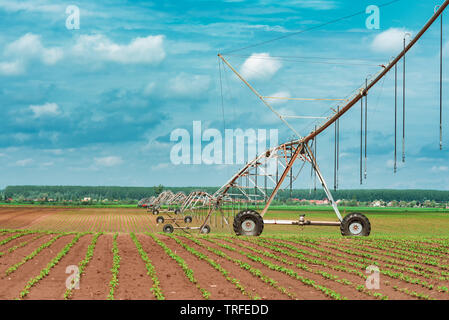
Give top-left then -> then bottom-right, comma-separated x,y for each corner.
201,226 -> 209,234
349,222 -> 363,235
241,219 -> 256,233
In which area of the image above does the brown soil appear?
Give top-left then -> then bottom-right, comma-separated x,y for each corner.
0,231 -> 21,242
24,234 -> 93,299
137,234 -> 203,300
320,239 -> 449,292
227,236 -> 372,300
0,208 -> 59,229
0,234 -> 74,299
192,235 -> 327,300
0,233 -> 42,255
157,234 -> 250,300
278,237 -> 446,300
114,234 -> 156,300
0,234 -> 56,274
71,234 -> 113,300
172,235 -> 284,300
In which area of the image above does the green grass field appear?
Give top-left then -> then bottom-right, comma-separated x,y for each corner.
260,208 -> 449,238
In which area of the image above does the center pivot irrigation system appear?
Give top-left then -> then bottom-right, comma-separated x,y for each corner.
143,1 -> 448,237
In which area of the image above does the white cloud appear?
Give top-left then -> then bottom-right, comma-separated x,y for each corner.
5,33 -> 63,65
287,0 -> 337,10
29,103 -> 61,118
73,34 -> 166,64
169,73 -> 211,97
431,165 -> 449,172
13,133 -> 31,142
243,25 -> 289,33
240,53 -> 282,81
0,1 -> 64,13
371,28 -> 413,54
0,33 -> 62,75
0,60 -> 23,75
15,158 -> 33,166
94,156 -> 123,167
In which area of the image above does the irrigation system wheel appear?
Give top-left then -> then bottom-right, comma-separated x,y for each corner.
152,209 -> 159,215
175,209 -> 181,214
156,216 -> 164,224
200,224 -> 211,234
163,224 -> 174,234
233,209 -> 264,236
340,213 -> 371,236
184,216 -> 193,224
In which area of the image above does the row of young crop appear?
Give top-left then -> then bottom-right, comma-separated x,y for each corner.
2,229 -> 447,300
328,239 -> 449,273
268,236 -> 443,300
359,238 -> 449,258
64,232 -> 103,299
130,233 -> 164,300
319,239 -> 449,290
166,233 -> 261,299
19,233 -> 87,299
148,232 -> 211,299
170,233 -> 293,300
298,237 -> 441,297
363,238 -> 449,256
324,239 -> 449,281
181,234 -> 347,300
1,230 -> 167,300
213,235 -> 388,300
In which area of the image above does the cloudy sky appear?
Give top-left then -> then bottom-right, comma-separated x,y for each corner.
0,0 -> 448,190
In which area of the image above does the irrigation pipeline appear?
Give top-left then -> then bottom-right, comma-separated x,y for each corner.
297,1 -> 449,147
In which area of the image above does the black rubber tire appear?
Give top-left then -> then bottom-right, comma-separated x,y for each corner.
233,209 -> 264,236
152,209 -> 159,215
340,213 -> 371,236
163,224 -> 174,234
184,216 -> 193,224
200,224 -> 211,234
175,209 -> 181,215
156,216 -> 164,224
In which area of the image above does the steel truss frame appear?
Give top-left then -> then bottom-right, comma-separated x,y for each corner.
196,2 -> 449,233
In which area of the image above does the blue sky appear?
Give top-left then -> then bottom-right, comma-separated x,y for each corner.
0,0 -> 448,190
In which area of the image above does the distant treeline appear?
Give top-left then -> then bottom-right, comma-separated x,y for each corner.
1,186 -> 449,203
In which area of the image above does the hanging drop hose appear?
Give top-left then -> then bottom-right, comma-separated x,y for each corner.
360,97 -> 363,185
394,63 -> 398,174
402,35 -> 410,163
440,13 -> 444,150
334,116 -> 337,191
314,128 -> 317,192
365,79 -> 368,180
337,106 -> 340,189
